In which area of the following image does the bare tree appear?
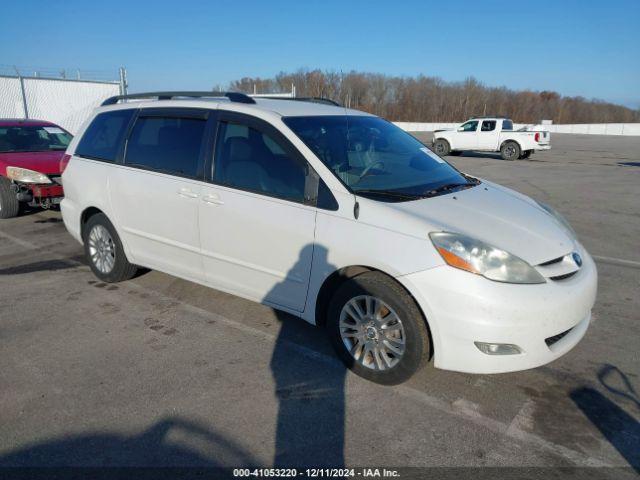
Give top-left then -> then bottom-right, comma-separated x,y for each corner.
228,69 -> 640,124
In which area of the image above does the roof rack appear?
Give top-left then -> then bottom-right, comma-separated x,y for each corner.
259,96 -> 341,107
101,91 -> 256,106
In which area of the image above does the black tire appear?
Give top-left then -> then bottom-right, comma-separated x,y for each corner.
327,272 -> 431,385
500,141 -> 521,161
0,176 -> 20,219
449,150 -> 462,156
82,213 -> 138,283
432,139 -> 450,156
519,150 -> 532,159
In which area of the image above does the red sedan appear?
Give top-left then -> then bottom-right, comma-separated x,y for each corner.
0,119 -> 72,219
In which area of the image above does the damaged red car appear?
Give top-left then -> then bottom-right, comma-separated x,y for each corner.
0,119 -> 72,219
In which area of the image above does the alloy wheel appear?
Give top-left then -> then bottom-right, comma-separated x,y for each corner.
88,224 -> 116,274
339,295 -> 406,371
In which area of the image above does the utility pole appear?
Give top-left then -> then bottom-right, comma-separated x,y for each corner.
119,67 -> 128,95
14,65 -> 29,119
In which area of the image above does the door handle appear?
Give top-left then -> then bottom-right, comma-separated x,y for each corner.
178,188 -> 199,199
202,193 -> 224,205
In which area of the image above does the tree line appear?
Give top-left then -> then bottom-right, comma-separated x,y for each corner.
228,69 -> 640,124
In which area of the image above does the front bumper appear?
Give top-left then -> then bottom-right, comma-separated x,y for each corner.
29,183 -> 64,199
398,247 -> 597,374
11,181 -> 64,207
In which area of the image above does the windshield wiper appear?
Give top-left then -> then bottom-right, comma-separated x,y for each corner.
461,173 -> 481,184
355,189 -> 422,201
423,182 -> 474,197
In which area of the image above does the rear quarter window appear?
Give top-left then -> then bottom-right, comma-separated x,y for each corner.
75,109 -> 135,162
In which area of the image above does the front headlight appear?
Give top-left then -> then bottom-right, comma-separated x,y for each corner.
536,201 -> 576,239
5,167 -> 52,184
430,232 -> 545,284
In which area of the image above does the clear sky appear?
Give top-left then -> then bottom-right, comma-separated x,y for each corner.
2,0 -> 639,108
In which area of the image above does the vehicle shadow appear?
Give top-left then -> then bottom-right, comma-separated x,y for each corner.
570,364 -> 640,473
0,416 -> 258,469
33,216 -> 63,224
452,151 -> 503,160
0,255 -> 86,275
268,245 -> 347,467
15,207 -> 46,218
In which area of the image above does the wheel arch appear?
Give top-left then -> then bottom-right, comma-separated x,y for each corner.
314,264 -> 434,360
500,138 -> 522,151
80,206 -> 105,239
433,136 -> 450,146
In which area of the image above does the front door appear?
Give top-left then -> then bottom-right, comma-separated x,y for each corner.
456,120 -> 479,149
198,113 -> 316,312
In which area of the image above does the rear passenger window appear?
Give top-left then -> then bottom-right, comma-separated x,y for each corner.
125,116 -> 206,178
76,109 -> 135,161
502,120 -> 514,131
214,121 -> 306,203
481,120 -> 496,131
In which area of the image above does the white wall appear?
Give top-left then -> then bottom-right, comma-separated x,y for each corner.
394,121 -> 640,136
0,76 -> 120,134
0,77 -> 25,119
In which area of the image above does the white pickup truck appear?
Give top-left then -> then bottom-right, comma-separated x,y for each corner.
432,117 -> 550,160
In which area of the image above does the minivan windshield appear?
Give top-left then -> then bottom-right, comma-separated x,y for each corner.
283,115 -> 475,201
0,125 -> 72,153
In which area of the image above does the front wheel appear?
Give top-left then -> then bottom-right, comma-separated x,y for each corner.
500,141 -> 521,161
327,272 -> 431,385
0,177 -> 20,219
83,213 -> 138,283
432,139 -> 450,156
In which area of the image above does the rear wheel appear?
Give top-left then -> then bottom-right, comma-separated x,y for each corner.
0,177 -> 20,219
83,213 -> 138,283
500,141 -> 521,161
432,139 -> 450,156
327,272 -> 431,385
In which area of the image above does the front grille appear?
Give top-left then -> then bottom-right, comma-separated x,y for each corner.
539,256 -> 564,266
545,328 -> 573,347
550,271 -> 578,281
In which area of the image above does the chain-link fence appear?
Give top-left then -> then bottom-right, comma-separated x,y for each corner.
0,66 -> 126,134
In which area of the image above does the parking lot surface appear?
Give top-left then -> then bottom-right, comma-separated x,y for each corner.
0,134 -> 639,474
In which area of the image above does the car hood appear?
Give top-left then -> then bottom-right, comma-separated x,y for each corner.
0,151 -> 65,175
359,181 -> 576,266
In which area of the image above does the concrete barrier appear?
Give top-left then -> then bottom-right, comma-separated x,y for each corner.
394,121 -> 640,136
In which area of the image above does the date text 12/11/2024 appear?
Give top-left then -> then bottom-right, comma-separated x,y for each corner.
233,468 -> 400,477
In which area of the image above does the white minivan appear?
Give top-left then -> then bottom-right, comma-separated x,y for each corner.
61,92 -> 597,384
